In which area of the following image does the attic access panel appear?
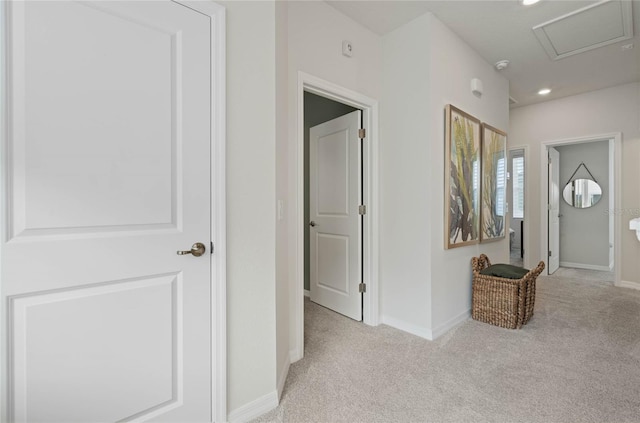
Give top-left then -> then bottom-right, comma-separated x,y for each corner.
533,0 -> 633,60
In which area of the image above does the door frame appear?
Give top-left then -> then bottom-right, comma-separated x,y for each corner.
0,1 -> 228,421
539,133 -> 621,286
292,72 -> 379,362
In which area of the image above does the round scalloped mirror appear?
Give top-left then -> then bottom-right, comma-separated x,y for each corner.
562,179 -> 602,208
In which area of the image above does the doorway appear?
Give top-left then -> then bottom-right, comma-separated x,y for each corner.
305,93 -> 362,320
508,148 -> 526,267
541,134 -> 621,286
292,73 -> 379,362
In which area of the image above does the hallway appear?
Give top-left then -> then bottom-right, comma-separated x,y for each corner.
255,270 -> 640,423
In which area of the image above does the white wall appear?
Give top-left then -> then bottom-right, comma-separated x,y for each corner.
380,14 -> 433,335
556,141 -> 609,269
380,13 -> 509,337
510,82 -> 640,285
222,0 -> 277,414
275,0 -> 290,401
427,16 -> 510,332
287,1 -> 382,101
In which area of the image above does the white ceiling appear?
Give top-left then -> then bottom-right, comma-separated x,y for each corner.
326,0 -> 640,107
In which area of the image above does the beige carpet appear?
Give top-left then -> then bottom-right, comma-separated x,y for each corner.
254,270 -> 640,423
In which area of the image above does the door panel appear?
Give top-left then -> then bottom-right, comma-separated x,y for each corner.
13,274 -> 178,423
317,131 -> 349,216
309,111 -> 361,321
317,234 -> 350,293
21,2 -> 175,233
549,147 -> 560,274
3,2 -> 212,421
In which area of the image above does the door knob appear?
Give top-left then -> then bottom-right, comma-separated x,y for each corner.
309,221 -> 317,227
177,242 -> 206,257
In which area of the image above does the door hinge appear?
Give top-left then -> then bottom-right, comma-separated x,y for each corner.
359,283 -> 366,293
548,250 -> 552,257
358,128 -> 366,139
211,242 -> 214,254
548,156 -> 552,164
358,205 -> 366,215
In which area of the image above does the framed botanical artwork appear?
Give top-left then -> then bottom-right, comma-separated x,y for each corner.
480,123 -> 507,242
445,105 -> 481,249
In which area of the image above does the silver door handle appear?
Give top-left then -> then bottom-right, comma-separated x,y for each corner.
177,242 -> 206,257
309,221 -> 317,227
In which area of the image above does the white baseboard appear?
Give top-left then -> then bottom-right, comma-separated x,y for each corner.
619,280 -> 640,291
227,391 -> 278,423
277,355 -> 291,400
303,289 -> 310,298
381,310 -> 471,341
431,309 -> 471,340
560,262 -> 611,272
380,315 -> 433,340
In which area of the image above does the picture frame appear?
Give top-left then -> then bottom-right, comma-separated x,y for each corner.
480,123 -> 508,243
445,105 -> 481,249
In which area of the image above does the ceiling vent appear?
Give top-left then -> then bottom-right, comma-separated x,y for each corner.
533,0 -> 633,60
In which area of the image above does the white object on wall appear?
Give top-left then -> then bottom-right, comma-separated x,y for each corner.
630,217 -> 640,241
471,78 -> 483,97
342,40 -> 353,57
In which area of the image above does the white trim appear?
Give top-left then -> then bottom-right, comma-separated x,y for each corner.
381,315 -> 432,340
174,2 -> 228,421
559,262 -> 611,272
294,72 -> 380,363
611,136 -> 622,289
0,2 -> 227,422
276,355 -> 291,400
289,348 -> 302,365
608,139 -> 615,271
619,280 -> 640,291
539,133 -> 622,289
380,310 -> 471,342
209,6 -> 227,423
0,2 -> 8,421
430,309 -> 471,340
227,391 -> 279,423
303,289 -> 310,298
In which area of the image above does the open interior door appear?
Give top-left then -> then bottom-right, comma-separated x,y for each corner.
309,110 -> 362,321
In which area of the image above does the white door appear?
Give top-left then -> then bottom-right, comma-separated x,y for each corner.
309,111 -> 362,321
548,147 -> 561,274
2,2 -> 213,422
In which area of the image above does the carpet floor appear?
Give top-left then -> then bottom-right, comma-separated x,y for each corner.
253,269 -> 640,423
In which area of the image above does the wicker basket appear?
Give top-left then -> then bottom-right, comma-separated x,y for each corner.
471,254 -> 545,329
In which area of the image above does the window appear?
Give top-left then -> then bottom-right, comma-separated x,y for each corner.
496,158 -> 506,216
473,160 -> 479,209
512,156 -> 524,218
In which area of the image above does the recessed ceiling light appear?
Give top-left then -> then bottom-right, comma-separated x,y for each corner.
538,88 -> 552,95
522,0 -> 540,5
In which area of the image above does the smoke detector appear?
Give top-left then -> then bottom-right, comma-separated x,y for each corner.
494,60 -> 510,71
